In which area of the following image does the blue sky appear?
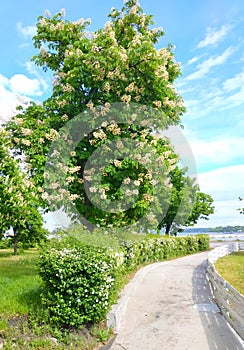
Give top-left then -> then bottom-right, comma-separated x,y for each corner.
0,0 -> 243,229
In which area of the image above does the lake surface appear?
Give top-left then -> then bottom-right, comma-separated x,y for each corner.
178,231 -> 244,241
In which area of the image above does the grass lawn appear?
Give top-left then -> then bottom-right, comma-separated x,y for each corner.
0,249 -> 42,318
215,251 -> 244,295
0,249 -> 111,349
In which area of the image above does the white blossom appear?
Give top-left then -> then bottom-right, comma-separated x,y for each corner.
100,193 -> 107,200
116,140 -> 124,150
69,194 -> 79,200
60,8 -> 66,17
44,9 -> 51,17
123,178 -> 131,185
114,159 -> 122,167
89,187 -> 97,193
22,139 -> 31,146
121,94 -> 131,103
153,100 -> 162,108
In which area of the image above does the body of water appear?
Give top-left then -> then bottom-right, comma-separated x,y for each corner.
178,231 -> 244,241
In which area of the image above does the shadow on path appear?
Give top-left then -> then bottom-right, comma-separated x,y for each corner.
192,258 -> 243,350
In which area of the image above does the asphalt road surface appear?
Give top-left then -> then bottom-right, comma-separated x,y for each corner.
106,251 -> 244,350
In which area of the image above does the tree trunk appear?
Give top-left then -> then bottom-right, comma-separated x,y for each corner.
13,228 -> 18,254
165,222 -> 171,235
84,196 -> 94,232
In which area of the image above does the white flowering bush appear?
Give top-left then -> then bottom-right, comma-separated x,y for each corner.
118,233 -> 210,270
39,244 -> 120,328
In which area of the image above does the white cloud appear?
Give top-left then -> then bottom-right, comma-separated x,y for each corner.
189,137 -> 244,168
197,25 -> 231,48
236,113 -> 244,128
223,71 -> 244,91
25,61 -> 49,92
18,43 -> 30,49
195,165 -> 244,228
219,87 -> 244,110
195,199 -> 244,228
198,165 -> 244,200
0,84 -> 19,123
181,68 -> 244,119
0,72 -> 45,123
9,74 -> 42,96
187,56 -> 201,65
17,22 -> 36,38
185,47 -> 233,80
0,74 -> 9,87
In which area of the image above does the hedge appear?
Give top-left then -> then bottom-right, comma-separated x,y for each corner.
39,231 -> 209,328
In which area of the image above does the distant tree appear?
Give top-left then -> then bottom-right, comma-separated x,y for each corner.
0,129 -> 47,254
238,197 -> 244,214
186,191 -> 215,226
158,166 -> 214,235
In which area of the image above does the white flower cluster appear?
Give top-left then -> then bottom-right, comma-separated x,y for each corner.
130,5 -> 139,15
45,129 -> 59,141
107,122 -> 121,135
13,117 -> 24,124
93,130 -> 107,140
153,100 -> 162,108
155,65 -> 169,80
123,177 -> 131,185
22,139 -> 31,146
61,83 -> 75,93
49,22 -> 65,32
113,159 -> 122,167
121,94 -> 131,103
143,193 -> 153,202
164,97 -> 176,108
73,18 -> 85,26
125,189 -> 139,196
67,166 -> 81,174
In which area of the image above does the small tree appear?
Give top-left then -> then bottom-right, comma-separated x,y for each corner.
186,191 -> 215,226
158,166 -> 214,235
0,129 -> 47,253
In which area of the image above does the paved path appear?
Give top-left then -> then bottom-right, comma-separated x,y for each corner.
106,252 -> 244,350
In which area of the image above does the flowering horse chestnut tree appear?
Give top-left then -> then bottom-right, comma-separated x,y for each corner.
0,130 -> 47,253
6,1 -> 192,232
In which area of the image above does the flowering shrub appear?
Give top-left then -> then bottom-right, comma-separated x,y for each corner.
39,245 -> 120,328
39,231 -> 209,328
122,234 -> 210,270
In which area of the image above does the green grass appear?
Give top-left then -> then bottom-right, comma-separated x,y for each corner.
0,248 -> 112,349
0,249 -> 42,318
215,251 -> 244,295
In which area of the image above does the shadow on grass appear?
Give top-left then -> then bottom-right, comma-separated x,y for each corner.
0,250 -> 14,258
17,285 -> 45,314
231,251 -> 244,257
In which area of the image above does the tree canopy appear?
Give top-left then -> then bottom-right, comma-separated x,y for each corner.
158,166 -> 214,235
4,1 -> 214,234
0,129 -> 47,253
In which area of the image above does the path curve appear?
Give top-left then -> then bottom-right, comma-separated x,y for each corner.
106,252 -> 244,350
